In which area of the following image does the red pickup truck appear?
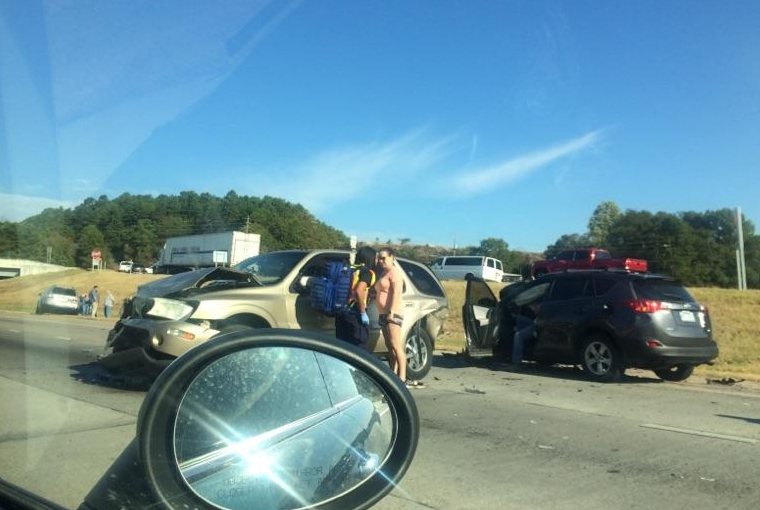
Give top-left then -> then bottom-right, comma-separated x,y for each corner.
531,248 -> 648,278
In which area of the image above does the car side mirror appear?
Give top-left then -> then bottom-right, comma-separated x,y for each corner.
79,329 -> 418,510
295,275 -> 313,294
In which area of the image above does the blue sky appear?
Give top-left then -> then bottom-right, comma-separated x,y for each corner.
1,0 -> 759,252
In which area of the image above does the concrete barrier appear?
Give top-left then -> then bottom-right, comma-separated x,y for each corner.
0,258 -> 69,278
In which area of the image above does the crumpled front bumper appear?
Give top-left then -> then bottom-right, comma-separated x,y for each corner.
98,318 -> 218,377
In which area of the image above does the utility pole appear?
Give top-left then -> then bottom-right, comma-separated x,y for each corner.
736,207 -> 747,290
245,215 -> 250,234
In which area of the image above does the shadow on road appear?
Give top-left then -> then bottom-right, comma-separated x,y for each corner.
716,414 -> 760,425
433,352 -> 662,384
69,362 -> 152,391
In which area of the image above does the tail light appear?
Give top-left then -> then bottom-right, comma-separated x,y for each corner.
624,300 -> 663,313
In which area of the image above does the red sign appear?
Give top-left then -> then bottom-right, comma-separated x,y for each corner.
91,249 -> 102,259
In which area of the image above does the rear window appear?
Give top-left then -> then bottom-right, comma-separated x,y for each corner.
574,250 -> 591,260
595,250 -> 612,260
397,260 -> 446,298
632,279 -> 694,303
593,278 -> 633,300
445,257 -> 483,266
53,287 -> 76,296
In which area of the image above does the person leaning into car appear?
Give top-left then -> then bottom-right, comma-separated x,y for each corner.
335,246 -> 377,349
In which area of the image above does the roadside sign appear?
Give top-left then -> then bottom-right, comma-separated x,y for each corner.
91,249 -> 102,259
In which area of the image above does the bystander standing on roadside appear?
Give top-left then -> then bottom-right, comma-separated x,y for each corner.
375,247 -> 424,388
104,290 -> 115,318
89,285 -> 100,318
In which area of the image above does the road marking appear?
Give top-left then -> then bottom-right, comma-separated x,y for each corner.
56,336 -> 72,341
8,329 -> 21,333
641,423 -> 758,444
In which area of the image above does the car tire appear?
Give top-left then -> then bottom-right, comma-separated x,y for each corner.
533,269 -> 547,279
580,335 -> 623,382
405,326 -> 433,381
35,303 -> 42,314
654,364 -> 694,382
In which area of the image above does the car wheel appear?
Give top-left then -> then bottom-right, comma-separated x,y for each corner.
580,335 -> 623,382
405,326 -> 432,380
533,269 -> 547,279
35,302 -> 42,314
654,364 -> 694,382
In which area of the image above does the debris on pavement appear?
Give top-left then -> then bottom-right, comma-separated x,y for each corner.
706,377 -> 745,385
464,388 -> 486,395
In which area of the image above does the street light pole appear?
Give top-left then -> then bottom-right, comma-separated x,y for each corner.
736,207 -> 747,290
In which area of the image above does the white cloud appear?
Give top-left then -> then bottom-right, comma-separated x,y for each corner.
443,129 -> 604,197
244,130 -> 457,212
0,193 -> 74,222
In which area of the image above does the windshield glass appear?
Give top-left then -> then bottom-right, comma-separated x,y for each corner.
2,2 -> 760,510
234,251 -> 306,284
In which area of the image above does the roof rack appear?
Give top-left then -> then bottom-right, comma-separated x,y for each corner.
558,268 -> 652,275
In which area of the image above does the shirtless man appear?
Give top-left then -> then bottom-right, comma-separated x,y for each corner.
375,247 -> 416,386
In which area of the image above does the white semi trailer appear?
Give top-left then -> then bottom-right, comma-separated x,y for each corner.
155,231 -> 260,273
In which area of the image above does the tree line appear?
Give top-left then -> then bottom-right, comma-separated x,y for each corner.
0,191 -> 347,268
1,193 -> 755,289
544,202 -> 759,289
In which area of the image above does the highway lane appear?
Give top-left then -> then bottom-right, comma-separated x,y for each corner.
0,313 -> 146,415
0,312 -> 144,504
376,356 -> 760,510
1,312 -> 759,510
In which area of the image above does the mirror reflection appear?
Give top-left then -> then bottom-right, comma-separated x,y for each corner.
173,346 -> 396,510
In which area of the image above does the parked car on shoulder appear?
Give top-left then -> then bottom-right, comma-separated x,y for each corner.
430,255 -> 503,282
531,248 -> 647,278
36,286 -> 79,315
118,260 -> 133,273
131,263 -> 146,274
463,270 -> 718,382
100,250 -> 449,381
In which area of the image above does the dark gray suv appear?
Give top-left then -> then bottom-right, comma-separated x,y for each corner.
463,271 -> 718,382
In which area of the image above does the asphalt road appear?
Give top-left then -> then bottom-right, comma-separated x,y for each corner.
1,312 -> 759,510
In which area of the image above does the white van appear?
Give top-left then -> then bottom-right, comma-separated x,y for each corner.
429,256 -> 504,282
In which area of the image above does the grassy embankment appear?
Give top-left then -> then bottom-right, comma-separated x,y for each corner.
437,280 -> 760,381
0,269 -> 163,319
1,270 -> 758,380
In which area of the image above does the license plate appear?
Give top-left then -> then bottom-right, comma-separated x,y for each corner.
679,310 -> 696,323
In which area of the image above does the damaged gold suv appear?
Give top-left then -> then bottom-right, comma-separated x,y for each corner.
100,250 -> 449,381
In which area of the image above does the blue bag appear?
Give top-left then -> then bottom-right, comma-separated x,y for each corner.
309,262 -> 353,316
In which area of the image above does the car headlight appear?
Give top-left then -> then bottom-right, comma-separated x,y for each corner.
146,298 -> 196,321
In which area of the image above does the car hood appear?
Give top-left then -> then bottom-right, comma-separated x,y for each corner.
136,267 -> 260,299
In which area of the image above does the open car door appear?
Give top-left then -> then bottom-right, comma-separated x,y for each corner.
462,275 -> 499,357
